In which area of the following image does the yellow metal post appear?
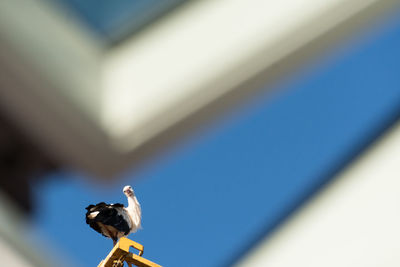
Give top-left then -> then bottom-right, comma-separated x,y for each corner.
98,238 -> 162,267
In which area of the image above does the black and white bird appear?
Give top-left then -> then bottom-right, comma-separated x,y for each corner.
85,185 -> 142,246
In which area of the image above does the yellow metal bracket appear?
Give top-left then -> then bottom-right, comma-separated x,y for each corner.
98,237 -> 162,267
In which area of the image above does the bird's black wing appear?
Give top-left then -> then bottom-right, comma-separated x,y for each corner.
85,202 -> 130,235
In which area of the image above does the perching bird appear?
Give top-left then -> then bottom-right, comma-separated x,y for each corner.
85,185 -> 142,246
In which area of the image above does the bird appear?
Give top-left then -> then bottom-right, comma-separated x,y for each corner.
85,185 -> 142,246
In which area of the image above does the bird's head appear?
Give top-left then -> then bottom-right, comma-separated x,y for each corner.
123,185 -> 134,197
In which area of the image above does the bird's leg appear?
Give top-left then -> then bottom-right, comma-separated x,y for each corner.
113,238 -> 117,247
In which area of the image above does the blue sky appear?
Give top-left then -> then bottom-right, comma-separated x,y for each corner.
52,0 -> 188,42
32,6 -> 400,267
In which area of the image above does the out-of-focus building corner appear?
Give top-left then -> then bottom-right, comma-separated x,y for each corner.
0,0 -> 399,265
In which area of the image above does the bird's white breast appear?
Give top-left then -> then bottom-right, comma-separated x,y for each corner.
125,196 -> 142,234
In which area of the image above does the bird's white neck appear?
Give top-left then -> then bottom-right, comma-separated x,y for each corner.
127,195 -> 137,208
126,195 -> 142,229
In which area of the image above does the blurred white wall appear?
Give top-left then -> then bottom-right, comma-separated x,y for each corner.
236,122 -> 400,267
0,193 -> 56,267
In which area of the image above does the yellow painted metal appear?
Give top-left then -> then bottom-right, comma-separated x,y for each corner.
98,237 -> 162,267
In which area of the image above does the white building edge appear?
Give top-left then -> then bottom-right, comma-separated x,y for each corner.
236,121 -> 400,267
